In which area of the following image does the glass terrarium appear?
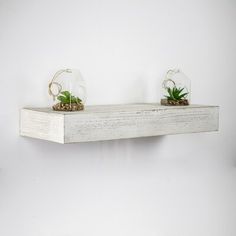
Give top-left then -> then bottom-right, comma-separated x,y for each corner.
161,69 -> 191,106
48,69 -> 86,111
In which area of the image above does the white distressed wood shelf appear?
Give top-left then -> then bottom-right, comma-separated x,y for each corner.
20,104 -> 219,144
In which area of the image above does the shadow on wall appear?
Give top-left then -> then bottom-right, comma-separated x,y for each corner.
20,135 -> 165,162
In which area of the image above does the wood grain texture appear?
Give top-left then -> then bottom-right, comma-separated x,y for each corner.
20,104 -> 219,144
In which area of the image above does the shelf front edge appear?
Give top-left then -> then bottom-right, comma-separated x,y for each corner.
20,104 -> 219,143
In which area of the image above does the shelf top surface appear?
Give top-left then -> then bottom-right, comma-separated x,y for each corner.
23,103 -> 219,115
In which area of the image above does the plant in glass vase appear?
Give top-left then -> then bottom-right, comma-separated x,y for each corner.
48,69 -> 86,111
53,90 -> 84,111
164,85 -> 189,105
161,69 -> 190,106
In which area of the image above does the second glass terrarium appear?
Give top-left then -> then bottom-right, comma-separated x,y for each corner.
161,69 -> 191,106
48,69 -> 86,111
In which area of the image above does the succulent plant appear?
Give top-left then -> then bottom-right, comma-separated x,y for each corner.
57,91 -> 82,104
165,86 -> 188,101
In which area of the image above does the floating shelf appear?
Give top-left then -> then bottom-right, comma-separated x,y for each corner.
20,104 -> 219,144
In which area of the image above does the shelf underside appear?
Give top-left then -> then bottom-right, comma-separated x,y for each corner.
20,103 -> 219,144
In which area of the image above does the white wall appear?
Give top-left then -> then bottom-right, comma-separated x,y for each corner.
0,0 -> 235,235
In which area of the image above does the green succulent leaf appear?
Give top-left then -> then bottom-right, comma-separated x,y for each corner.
60,91 -> 71,98
165,96 -> 172,100
178,92 -> 188,99
57,95 -> 69,103
177,87 -> 184,94
165,86 -> 188,101
57,90 -> 82,104
167,87 -> 174,100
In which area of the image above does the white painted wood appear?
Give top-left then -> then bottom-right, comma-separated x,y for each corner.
20,104 -> 219,144
20,109 -> 65,143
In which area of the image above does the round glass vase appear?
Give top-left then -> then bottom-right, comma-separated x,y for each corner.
160,69 -> 191,106
48,69 -> 86,111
